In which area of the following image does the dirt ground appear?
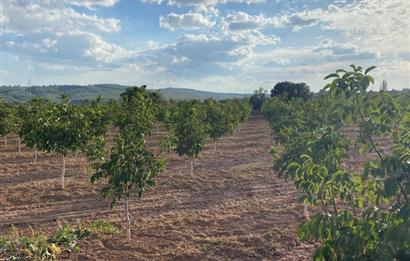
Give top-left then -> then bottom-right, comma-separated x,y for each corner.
0,116 -> 316,260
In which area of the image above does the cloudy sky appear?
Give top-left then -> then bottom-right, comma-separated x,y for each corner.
1,0 -> 409,93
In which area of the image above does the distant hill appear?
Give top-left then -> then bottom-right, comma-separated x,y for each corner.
0,84 -> 248,103
157,87 -> 248,101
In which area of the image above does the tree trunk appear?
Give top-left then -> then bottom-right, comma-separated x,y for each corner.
4,136 -> 7,147
214,140 -> 217,152
61,154 -> 65,189
33,148 -> 38,163
303,203 -> 310,219
190,159 -> 194,176
18,137 -> 22,155
125,189 -> 131,241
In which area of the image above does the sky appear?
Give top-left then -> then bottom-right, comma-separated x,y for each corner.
0,0 -> 409,93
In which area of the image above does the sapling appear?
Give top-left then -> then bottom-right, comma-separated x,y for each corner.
91,86 -> 165,241
204,99 -> 236,152
20,96 -> 107,188
167,100 -> 208,175
0,99 -> 13,149
20,98 -> 53,164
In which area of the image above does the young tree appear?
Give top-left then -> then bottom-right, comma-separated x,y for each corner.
91,88 -> 165,241
80,96 -> 110,164
105,99 -> 122,142
249,88 -> 267,112
13,104 -> 25,155
234,98 -> 252,124
23,95 -> 108,188
0,99 -> 14,147
204,99 -> 235,151
225,98 -> 252,132
19,98 -> 54,163
167,100 -> 208,175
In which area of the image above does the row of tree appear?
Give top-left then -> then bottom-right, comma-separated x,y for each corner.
166,98 -> 251,175
0,88 -> 252,240
262,65 -> 410,260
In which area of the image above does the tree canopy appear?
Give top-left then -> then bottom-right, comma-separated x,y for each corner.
249,88 -> 267,112
270,81 -> 312,101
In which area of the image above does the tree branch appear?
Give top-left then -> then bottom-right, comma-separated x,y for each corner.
355,96 -> 384,161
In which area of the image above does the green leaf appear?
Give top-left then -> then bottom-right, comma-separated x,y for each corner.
324,73 -> 340,80
364,66 -> 376,75
367,76 -> 375,85
384,178 -> 397,197
287,162 -> 301,171
350,64 -> 357,71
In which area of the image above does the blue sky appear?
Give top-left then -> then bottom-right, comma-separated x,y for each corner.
1,0 -> 409,93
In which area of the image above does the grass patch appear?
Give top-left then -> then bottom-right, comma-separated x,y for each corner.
85,219 -> 121,237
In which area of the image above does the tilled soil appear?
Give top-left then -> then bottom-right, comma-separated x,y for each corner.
0,116 -> 315,260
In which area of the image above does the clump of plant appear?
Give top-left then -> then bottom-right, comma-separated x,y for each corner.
47,224 -> 90,253
0,227 -> 61,260
85,219 -> 121,237
0,219 -> 120,260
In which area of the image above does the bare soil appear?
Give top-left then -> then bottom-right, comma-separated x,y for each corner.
0,116 -> 315,260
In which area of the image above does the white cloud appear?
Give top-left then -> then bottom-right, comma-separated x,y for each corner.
164,33 -> 251,71
63,0 -> 119,8
143,0 -> 266,7
1,0 -> 408,93
171,56 -> 190,64
329,1 -> 408,56
234,37 -> 400,92
260,39 -> 379,68
373,58 -> 410,90
4,32 -> 135,67
225,12 -> 284,31
2,1 -> 120,34
227,30 -> 280,46
160,11 -> 215,31
280,0 -> 410,55
83,34 -> 136,64
312,39 -> 380,60
131,26 -> 281,79
180,33 -> 219,42
225,0 -> 409,49
42,38 -> 58,49
2,0 -> 126,71
147,41 -> 160,49
219,0 -> 409,91
195,5 -> 220,16
223,10 -> 322,32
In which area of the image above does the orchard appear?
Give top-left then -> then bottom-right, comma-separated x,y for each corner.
1,69 -> 409,260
